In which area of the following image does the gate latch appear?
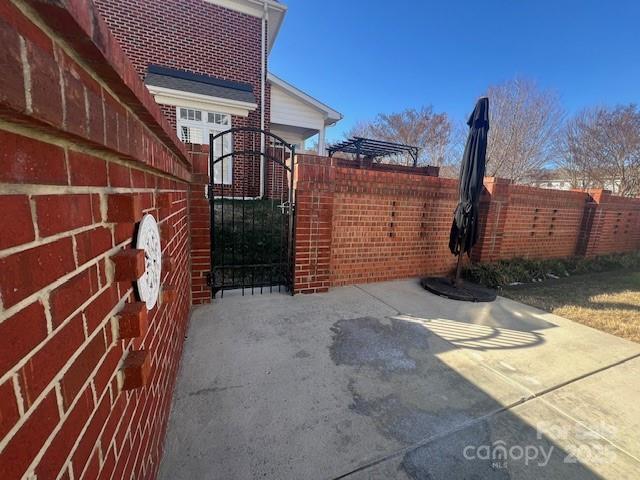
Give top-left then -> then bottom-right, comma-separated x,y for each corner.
278,201 -> 292,214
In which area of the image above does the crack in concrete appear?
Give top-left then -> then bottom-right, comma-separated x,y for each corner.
187,385 -> 244,397
354,285 -> 402,315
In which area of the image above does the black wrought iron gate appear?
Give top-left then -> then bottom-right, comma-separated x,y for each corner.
207,127 -> 296,297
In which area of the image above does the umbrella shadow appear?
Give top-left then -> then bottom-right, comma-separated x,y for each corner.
393,314 -> 545,351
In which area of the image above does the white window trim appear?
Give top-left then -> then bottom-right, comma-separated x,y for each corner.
176,107 -> 233,185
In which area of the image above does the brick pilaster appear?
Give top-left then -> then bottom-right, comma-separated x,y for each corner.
187,144 -> 212,304
472,177 -> 511,262
293,156 -> 335,293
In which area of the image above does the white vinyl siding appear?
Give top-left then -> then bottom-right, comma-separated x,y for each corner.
270,83 -> 325,131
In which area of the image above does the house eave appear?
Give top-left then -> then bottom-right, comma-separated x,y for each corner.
146,84 -> 258,117
204,0 -> 287,52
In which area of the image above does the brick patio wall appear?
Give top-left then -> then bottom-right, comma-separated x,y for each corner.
294,156 -> 461,293
294,155 -> 640,293
472,179 -> 591,262
580,189 -> 640,257
0,1 -> 193,479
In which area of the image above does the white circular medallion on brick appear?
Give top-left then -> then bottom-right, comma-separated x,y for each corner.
136,214 -> 162,310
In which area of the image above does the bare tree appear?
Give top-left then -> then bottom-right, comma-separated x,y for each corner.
558,105 -> 640,196
346,106 -> 452,166
557,109 -> 599,189
485,78 -> 564,182
438,119 -> 468,177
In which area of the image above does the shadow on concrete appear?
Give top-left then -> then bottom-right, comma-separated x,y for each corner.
395,314 -> 545,351
329,315 -> 610,479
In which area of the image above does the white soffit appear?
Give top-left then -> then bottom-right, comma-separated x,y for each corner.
204,0 -> 287,52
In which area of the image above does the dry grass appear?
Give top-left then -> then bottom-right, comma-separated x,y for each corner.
502,270 -> 640,343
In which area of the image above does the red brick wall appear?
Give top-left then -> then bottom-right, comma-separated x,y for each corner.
95,0 -> 271,195
294,156 -> 461,293
582,190 -> 640,257
294,157 -> 336,293
330,168 -> 459,286
473,180 -> 590,262
0,2 -> 192,479
186,144 -> 212,305
94,0 -> 262,85
294,156 -> 640,293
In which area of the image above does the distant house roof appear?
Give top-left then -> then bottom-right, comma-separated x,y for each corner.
145,65 -> 256,105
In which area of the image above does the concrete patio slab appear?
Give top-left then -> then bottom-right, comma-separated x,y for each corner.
541,356 -> 640,460
346,395 -> 640,480
360,280 -> 640,393
158,279 -> 640,479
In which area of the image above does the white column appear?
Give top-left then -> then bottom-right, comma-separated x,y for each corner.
317,125 -> 326,156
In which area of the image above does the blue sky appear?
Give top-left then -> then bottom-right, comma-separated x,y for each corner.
269,0 -> 640,143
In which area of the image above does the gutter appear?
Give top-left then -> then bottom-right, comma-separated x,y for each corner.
259,1 -> 268,198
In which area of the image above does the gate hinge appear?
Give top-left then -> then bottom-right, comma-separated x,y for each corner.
205,185 -> 213,200
205,272 -> 212,287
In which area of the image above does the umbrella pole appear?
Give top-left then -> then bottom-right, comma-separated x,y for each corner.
454,230 -> 465,287
454,252 -> 464,287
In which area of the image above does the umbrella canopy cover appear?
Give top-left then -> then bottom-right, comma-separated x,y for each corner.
449,97 -> 490,256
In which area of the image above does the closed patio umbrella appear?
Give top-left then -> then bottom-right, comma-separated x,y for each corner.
450,97 -> 490,280
421,97 -> 495,302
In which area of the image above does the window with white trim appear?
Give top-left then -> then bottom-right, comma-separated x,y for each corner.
176,107 -> 232,185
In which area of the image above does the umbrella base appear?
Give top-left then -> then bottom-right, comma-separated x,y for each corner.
420,277 -> 496,302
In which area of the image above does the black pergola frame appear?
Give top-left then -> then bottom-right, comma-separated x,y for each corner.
327,137 -> 419,167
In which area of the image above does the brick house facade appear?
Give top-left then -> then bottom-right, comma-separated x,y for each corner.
95,0 -> 342,303
95,0 -> 341,197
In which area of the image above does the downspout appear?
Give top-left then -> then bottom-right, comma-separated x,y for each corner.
259,2 -> 268,198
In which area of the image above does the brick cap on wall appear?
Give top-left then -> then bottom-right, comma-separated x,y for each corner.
24,0 -> 191,171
